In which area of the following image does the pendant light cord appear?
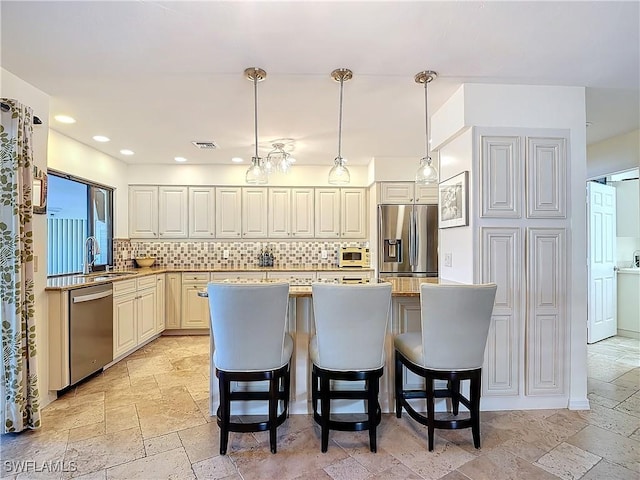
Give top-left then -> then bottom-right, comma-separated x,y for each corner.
424,80 -> 429,158
253,74 -> 259,160
337,77 -> 344,159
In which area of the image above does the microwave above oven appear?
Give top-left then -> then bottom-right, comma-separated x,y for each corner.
338,246 -> 370,268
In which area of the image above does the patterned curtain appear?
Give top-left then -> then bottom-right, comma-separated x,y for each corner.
0,98 -> 40,433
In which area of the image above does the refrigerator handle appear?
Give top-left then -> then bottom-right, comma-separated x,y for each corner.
409,209 -> 416,267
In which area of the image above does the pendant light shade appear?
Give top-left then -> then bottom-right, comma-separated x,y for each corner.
266,142 -> 295,174
244,67 -> 268,185
328,68 -> 352,185
415,70 -> 438,185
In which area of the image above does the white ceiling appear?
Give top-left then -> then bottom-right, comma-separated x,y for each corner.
2,1 -> 638,167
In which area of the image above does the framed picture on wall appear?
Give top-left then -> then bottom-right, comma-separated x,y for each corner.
32,168 -> 47,215
438,171 -> 468,228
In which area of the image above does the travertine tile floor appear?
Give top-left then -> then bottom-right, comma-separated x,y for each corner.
1,335 -> 638,479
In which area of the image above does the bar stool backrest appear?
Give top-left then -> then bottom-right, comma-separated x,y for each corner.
312,282 -> 392,371
207,282 -> 290,372
420,283 -> 497,371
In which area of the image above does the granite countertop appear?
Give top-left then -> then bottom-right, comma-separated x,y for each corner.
45,265 -> 376,291
46,268 -> 434,296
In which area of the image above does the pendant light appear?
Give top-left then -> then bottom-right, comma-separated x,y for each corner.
245,67 -> 268,184
328,68 -> 352,185
415,70 -> 438,184
266,142 -> 296,174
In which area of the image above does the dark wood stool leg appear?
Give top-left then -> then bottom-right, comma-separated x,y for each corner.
320,373 -> 331,453
470,372 -> 482,449
284,364 -> 291,418
218,372 -> 231,455
450,379 -> 461,415
395,353 -> 403,418
269,373 -> 278,454
426,375 -> 435,451
311,368 -> 319,416
368,377 -> 379,452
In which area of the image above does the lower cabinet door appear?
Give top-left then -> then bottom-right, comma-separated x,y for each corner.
137,287 -> 157,344
113,292 -> 137,358
181,284 -> 210,329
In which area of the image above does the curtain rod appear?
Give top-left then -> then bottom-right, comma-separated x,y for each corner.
0,101 -> 42,124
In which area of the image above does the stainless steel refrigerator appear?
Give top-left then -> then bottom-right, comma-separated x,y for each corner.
378,204 -> 438,277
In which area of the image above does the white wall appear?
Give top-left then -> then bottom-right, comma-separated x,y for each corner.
126,163 -> 370,188
48,131 -> 129,237
0,69 -> 53,406
437,128 -> 474,284
587,130 -> 640,179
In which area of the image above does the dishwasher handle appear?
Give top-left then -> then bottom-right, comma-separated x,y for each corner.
72,290 -> 113,303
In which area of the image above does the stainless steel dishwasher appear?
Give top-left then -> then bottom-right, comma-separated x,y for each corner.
69,283 -> 113,384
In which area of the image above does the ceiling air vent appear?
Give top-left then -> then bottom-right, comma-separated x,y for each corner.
191,141 -> 219,150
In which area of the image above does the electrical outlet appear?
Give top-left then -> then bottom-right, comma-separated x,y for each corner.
130,251 -> 136,260
321,250 -> 328,259
223,250 -> 230,259
444,253 -> 452,267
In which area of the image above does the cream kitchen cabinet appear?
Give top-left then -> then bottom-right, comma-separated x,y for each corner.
291,188 -> 314,238
181,272 -> 211,329
268,188 -> 291,238
165,272 -> 182,330
189,187 -> 216,238
315,188 -> 367,239
215,187 -> 242,238
315,188 -> 341,238
112,275 -> 159,359
158,186 -> 188,238
316,270 -> 373,283
129,186 -> 188,239
242,187 -> 268,238
341,188 -> 367,238
269,188 -> 315,238
378,182 -> 438,205
129,186 -> 158,238
155,274 -> 166,333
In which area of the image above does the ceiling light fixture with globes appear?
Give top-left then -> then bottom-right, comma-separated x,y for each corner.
414,70 -> 438,185
328,68 -> 353,185
244,67 -> 268,185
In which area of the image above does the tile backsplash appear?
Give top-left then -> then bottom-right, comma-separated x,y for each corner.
114,239 -> 369,269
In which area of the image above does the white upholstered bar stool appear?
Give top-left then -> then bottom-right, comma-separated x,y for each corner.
207,282 -> 292,455
310,282 -> 392,453
394,283 -> 497,451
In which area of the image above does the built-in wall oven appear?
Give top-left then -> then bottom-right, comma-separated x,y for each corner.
69,283 -> 113,385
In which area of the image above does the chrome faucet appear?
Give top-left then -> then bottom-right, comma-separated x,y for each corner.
83,236 -> 100,274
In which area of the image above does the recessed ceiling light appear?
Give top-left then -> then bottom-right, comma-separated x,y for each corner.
174,156 -> 187,162
231,157 -> 244,163
120,149 -> 134,156
54,115 -> 76,124
92,135 -> 110,142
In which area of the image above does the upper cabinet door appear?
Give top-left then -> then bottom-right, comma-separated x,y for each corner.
215,187 -> 242,238
189,187 -> 215,238
526,137 -> 567,218
480,136 -> 522,218
414,185 -> 438,204
268,188 -> 291,238
242,188 -> 268,238
129,186 -> 158,239
379,182 -> 414,204
158,186 -> 188,238
341,188 -> 367,238
315,188 -> 341,238
291,188 -> 314,238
